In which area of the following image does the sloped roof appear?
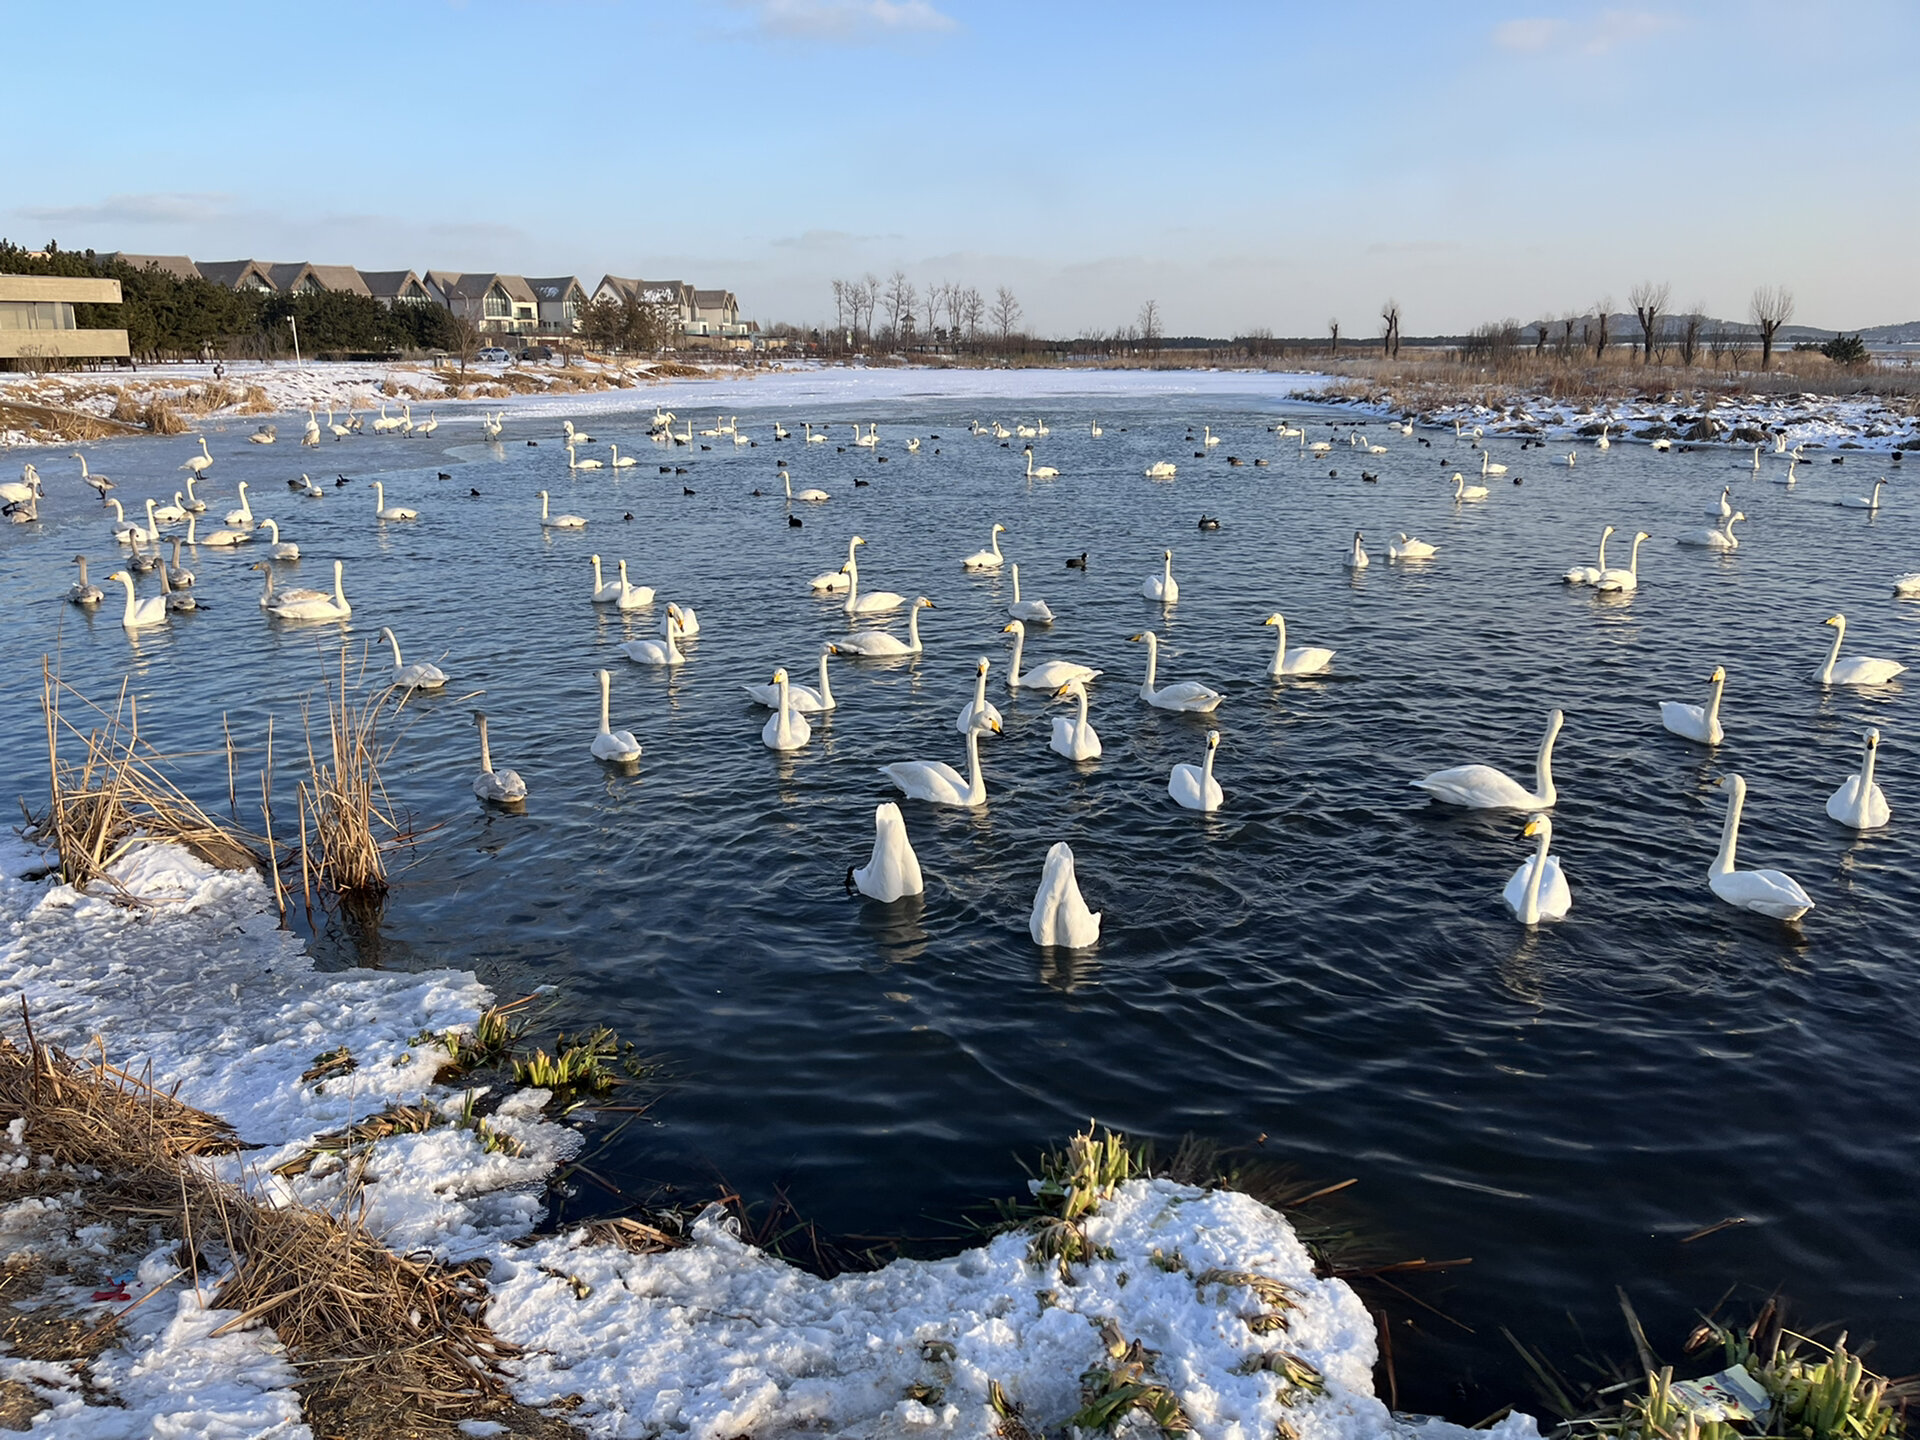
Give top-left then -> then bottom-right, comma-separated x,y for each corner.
198,259 -> 277,291
447,273 -> 538,305
106,253 -> 201,282
693,289 -> 735,306
527,276 -> 586,303
361,269 -> 428,301
304,264 -> 371,297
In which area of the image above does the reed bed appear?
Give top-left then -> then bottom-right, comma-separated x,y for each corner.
293,648 -> 405,902
26,664 -> 263,898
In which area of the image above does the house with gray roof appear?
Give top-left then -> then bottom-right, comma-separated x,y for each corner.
527,276 -> 588,334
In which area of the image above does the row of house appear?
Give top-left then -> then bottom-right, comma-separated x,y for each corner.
107,254 -> 755,349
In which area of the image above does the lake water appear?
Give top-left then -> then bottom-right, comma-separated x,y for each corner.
3,368 -> 1915,1417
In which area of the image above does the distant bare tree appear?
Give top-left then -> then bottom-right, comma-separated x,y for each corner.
1137,299 -> 1162,350
1557,312 -> 1578,359
1629,281 -> 1671,364
1751,285 -> 1795,370
1328,316 -> 1340,356
991,286 -> 1023,345
880,271 -> 916,342
956,286 -> 984,345
857,273 -> 880,341
1592,297 -> 1613,359
1531,318 -> 1552,355
830,279 -> 848,337
448,313 -> 480,375
1379,298 -> 1401,358
923,281 -> 946,341
1676,303 -> 1706,367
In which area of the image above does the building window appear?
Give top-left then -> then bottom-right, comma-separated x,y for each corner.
483,290 -> 511,319
0,301 -> 76,331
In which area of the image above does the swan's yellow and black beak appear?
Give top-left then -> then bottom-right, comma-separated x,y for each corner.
1127,633 -> 1144,642
1522,818 -> 1543,837
1001,622 -> 1017,633
989,717 -> 1003,733
1710,666 -> 1726,681
1823,614 -> 1842,627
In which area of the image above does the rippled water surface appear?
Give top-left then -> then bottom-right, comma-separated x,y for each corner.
4,370 -> 1917,1412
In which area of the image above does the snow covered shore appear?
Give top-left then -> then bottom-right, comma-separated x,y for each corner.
0,837 -> 1536,1439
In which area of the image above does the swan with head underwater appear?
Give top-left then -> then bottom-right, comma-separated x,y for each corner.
1047,678 -> 1102,760
849,802 -> 923,902
882,708 -> 1001,807
962,523 -> 1007,570
810,534 -> 862,593
830,597 -> 934,657
1595,531 -> 1651,592
1168,731 -> 1224,811
1661,666 -> 1727,744
1129,630 -> 1223,712
956,657 -> 1004,734
746,646 -> 837,713
1002,619 -> 1100,690
471,712 -> 527,803
760,668 -> 813,751
381,626 -> 447,690
1708,774 -> 1812,920
1262,613 -> 1334,677
1413,708 -> 1563,809
1029,842 -> 1101,948
1503,813 -> 1572,925
1827,727 -> 1892,830
1813,614 -> 1906,686
1142,549 -> 1180,601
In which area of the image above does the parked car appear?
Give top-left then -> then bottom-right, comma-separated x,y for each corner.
475,346 -> 512,363
520,345 -> 556,362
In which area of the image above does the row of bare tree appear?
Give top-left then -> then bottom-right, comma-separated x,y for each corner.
829,273 -> 1025,349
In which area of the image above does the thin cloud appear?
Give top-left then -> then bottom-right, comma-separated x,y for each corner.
1493,9 -> 1676,55
734,0 -> 957,40
1493,17 -> 1561,51
18,192 -> 233,227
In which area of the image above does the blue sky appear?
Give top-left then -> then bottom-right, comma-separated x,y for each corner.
8,1 -> 1915,334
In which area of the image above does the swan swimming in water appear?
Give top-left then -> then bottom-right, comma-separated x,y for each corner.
1661,666 -> 1727,744
106,570 -> 167,630
882,709 -> 1000,807
1141,549 -> 1180,601
1129,630 -> 1223,712
1413,708 -> 1563,809
1813,614 -> 1906,686
810,534 -> 861,593
850,802 -> 923,902
831,597 -> 934,658
1827,727 -> 1891,830
784,471 -> 829,504
842,556 -> 905,615
761,669 -> 813,751
961,523 -> 1007,570
746,647 -> 836,713
1002,620 -> 1101,690
1049,678 -> 1102,760
1708,774 -> 1812,921
1503,813 -> 1571,925
538,491 -> 587,529
956,657 -> 1004,733
1595,531 -> 1651,593
223,482 -> 254,527
1029,842 -> 1101,948
1839,478 -> 1887,511
1677,513 -> 1743,550
266,559 -> 351,620
471,712 -> 527,803
614,560 -> 655,610
588,555 -> 624,604
621,611 -> 686,666
1452,473 -> 1489,502
373,481 -> 418,521
1389,532 -> 1437,560
1145,461 -> 1177,479
260,518 -> 298,560
382,627 -> 447,690
67,555 -> 103,605
1344,531 -> 1369,570
1168,730 -> 1224,811
1007,564 -> 1053,623
662,601 -> 699,636
1707,485 -> 1733,519
1262,613 -> 1334,677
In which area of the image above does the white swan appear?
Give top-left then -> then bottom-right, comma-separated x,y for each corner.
804,422 -> 826,443
1707,485 -> 1733,519
182,476 -> 205,512
746,647 -> 836,713
1029,842 -> 1101,948
198,515 -> 253,547
1596,422 -> 1610,450
962,523 -> 1007,570
615,560 -> 655,610
1049,679 -> 1102,760
842,556 -> 905,615
1503,814 -> 1571,925
589,555 -> 624,604
373,481 -> 418,521
881,709 -> 1000,807
180,437 -> 213,476
1168,730 -> 1224,811
471,712 -> 528,803
1002,619 -> 1101,690
810,534 -> 861,593
1389,532 -> 1437,560
1481,450 -> 1508,476
663,601 -> 699,636
381,627 -> 447,690
250,560 -> 326,610
371,402 -> 401,434
267,559 -> 351,620
259,518 -> 299,560
761,669 -> 813,751
831,598 -> 933,657
152,492 -> 187,524
1262,613 -> 1334,677
223,482 -> 254,526
1452,473 -> 1489,502
1413,708 -> 1562,809
1008,564 -> 1054,623
107,498 -> 149,544
1661,666 -> 1727,745
1145,461 -> 1178,479
1709,774 -> 1812,920
1142,549 -> 1180,601
610,444 -> 637,469
1345,531 -> 1370,570
539,491 -> 587,529
1774,459 -> 1799,487
773,422 -> 790,441
621,611 -> 685,666
1596,531 -> 1651,593
1024,447 -> 1058,479
1129,630 -> 1223,712
107,570 -> 167,630
67,555 -> 103,605
303,409 -> 321,447
1677,512 -> 1743,550
785,471 -> 830,504
851,803 -> 922,902
1892,571 -> 1920,598
327,408 -> 351,441
1839,478 -> 1887,511
1827,728 -> 1891,830
567,443 -> 604,472
1813,614 -> 1906,685
956,657 -> 1005,734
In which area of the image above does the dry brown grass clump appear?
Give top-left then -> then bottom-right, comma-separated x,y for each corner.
0,397 -> 137,443
293,650 -> 407,904
141,397 -> 189,434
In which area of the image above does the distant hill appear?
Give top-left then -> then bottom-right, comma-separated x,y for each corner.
1859,320 -> 1920,345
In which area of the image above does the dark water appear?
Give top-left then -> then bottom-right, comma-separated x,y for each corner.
4,372 -> 1916,1416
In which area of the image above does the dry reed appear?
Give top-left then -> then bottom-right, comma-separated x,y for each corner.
294,648 -> 403,899
140,398 -> 189,434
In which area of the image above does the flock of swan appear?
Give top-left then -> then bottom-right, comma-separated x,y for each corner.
24,398 -> 1914,948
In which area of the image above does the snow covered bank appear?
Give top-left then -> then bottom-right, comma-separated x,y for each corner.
0,837 -> 1535,1439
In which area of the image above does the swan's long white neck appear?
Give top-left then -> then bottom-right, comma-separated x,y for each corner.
990,529 -> 1002,561
116,573 -> 137,625
1861,736 -> 1880,790
1534,715 -> 1560,805
1713,779 -> 1743,876
477,717 -> 494,774
263,519 -> 279,542
1074,684 -> 1089,730
1521,821 -> 1551,924
907,603 -> 923,649
819,651 -> 835,705
1722,514 -> 1740,541
1011,566 -> 1022,603
332,561 -> 346,606
776,672 -> 793,727
964,723 -> 986,805
1201,738 -> 1216,790
1627,533 -> 1645,575
110,498 -> 124,522
1141,632 -> 1158,690
1007,626 -> 1024,686
1821,620 -> 1846,681
1270,618 -> 1287,668
973,665 -> 989,709
1596,531 -> 1610,569
541,493 -> 550,520
1706,674 -> 1725,727
1162,553 -> 1173,586
843,559 -> 860,611
783,472 -> 793,500
386,630 -> 404,667
591,555 -> 603,592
